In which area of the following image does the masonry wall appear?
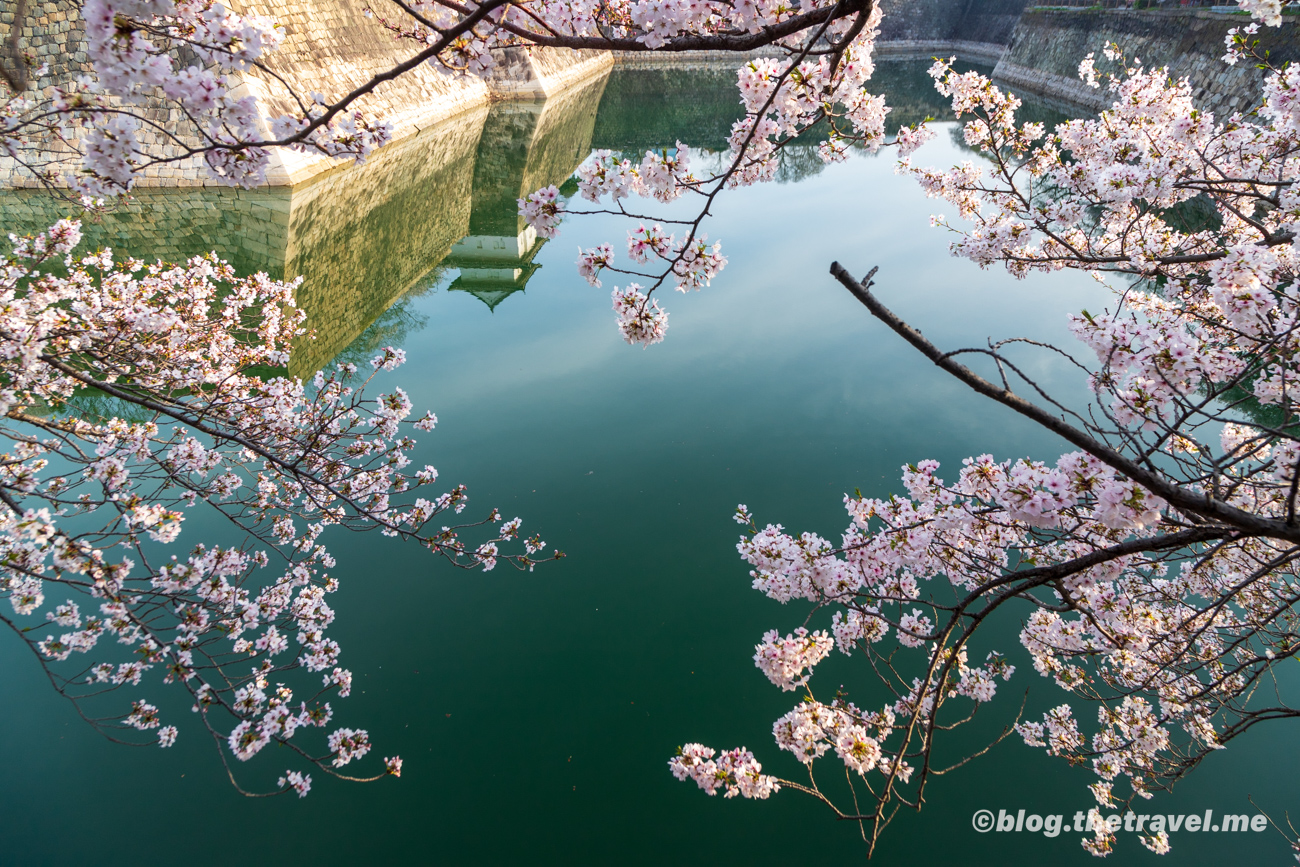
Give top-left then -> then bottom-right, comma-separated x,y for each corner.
876,0 -> 969,41
0,0 -> 611,187
874,0 -> 1028,44
873,1 -> 1296,116
993,9 -> 1300,115
4,0 -> 1293,194
875,0 -> 1028,63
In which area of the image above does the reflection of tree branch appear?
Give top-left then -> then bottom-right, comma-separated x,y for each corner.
0,0 -> 28,93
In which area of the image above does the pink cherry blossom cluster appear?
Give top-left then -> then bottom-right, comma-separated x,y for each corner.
772,698 -> 900,776
626,223 -> 673,264
0,221 -> 554,796
671,234 -> 727,290
752,627 -> 833,691
574,146 -> 697,204
669,4 -> 1300,850
518,185 -> 564,239
668,743 -> 779,799
610,284 -> 669,346
71,0 -> 287,190
1236,0 -> 1288,25
576,243 -> 615,287
909,42 -> 1299,285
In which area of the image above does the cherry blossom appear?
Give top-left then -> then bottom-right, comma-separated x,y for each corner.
5,0 -> 1300,848
668,743 -> 779,799
611,285 -> 669,347
752,627 -> 834,691
0,222 -> 555,795
666,1 -> 1300,856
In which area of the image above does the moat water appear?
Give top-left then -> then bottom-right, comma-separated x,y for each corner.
0,62 -> 1293,865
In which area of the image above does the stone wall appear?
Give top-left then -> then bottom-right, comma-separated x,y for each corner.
0,0 -> 611,188
958,0 -> 1031,44
876,0 -> 1028,50
873,1 -> 1295,116
875,39 -> 1005,64
876,0 -> 967,41
5,0 -> 1292,193
993,9 -> 1300,115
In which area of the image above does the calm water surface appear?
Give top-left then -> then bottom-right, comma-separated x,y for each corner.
0,62 -> 1294,865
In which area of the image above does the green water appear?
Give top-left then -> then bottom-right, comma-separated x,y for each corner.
0,62 -> 1295,865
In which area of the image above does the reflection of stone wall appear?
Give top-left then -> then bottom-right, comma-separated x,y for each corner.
593,66 -> 743,153
462,72 -> 608,239
468,104 -> 548,239
298,73 -> 607,358
285,105 -> 490,376
447,72 -> 607,310
517,74 -> 609,216
1,67 -> 611,376
0,186 -> 292,277
592,60 -> 1040,154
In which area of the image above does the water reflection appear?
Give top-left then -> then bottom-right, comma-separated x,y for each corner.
7,61 -> 1293,867
588,59 -> 1000,154
591,59 -> 1074,192
0,72 -> 609,377
447,81 -> 606,311
0,60 -> 1067,378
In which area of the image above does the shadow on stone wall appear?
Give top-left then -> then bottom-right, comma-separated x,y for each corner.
0,70 -> 609,378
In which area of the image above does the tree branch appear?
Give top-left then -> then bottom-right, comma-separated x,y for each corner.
829,262 -> 1300,543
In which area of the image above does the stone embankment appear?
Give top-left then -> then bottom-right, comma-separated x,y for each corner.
3,0 -> 1294,191
874,0 -> 1299,116
0,0 -> 610,187
993,9 -> 1299,116
228,1 -> 610,185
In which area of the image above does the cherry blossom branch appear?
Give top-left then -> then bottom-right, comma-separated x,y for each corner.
830,262 -> 1300,544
